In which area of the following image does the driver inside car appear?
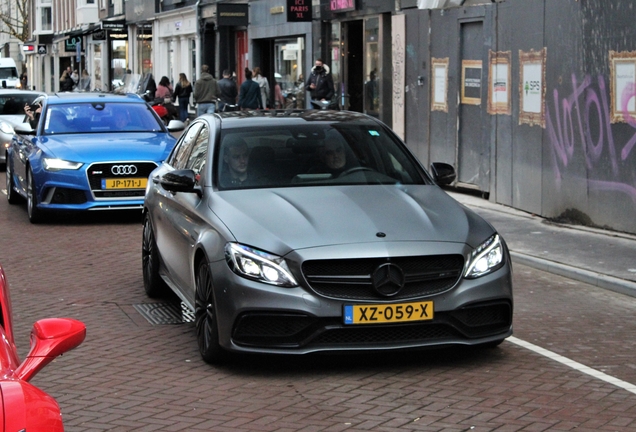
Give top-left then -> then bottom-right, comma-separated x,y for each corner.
310,140 -> 359,177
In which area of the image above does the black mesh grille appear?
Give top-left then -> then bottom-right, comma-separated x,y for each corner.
49,187 -> 87,204
87,162 -> 157,199
311,323 -> 459,345
302,255 -> 464,300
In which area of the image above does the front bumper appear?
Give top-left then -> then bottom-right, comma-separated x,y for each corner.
208,243 -> 514,355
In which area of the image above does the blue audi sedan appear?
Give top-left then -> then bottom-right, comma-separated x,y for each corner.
5,93 -> 183,223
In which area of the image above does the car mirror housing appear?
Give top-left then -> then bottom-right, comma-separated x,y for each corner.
430,162 -> 456,186
15,318 -> 86,382
161,169 -> 201,195
166,119 -> 186,132
14,122 -> 36,135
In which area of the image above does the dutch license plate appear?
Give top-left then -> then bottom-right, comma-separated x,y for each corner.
102,178 -> 147,190
343,301 -> 433,325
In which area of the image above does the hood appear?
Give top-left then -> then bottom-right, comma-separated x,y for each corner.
36,133 -> 175,163
311,64 -> 330,75
199,73 -> 214,81
0,115 -> 26,126
212,185 -> 495,254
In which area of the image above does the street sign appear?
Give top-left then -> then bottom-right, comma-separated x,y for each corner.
37,45 -> 47,54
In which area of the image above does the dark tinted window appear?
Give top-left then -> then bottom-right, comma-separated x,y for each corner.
216,123 -> 428,190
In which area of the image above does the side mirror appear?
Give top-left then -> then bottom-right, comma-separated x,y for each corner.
167,119 -> 186,132
14,122 -> 36,135
430,162 -> 456,186
15,318 -> 86,382
161,169 -> 200,195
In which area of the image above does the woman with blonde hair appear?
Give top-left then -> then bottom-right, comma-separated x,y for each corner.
174,73 -> 193,122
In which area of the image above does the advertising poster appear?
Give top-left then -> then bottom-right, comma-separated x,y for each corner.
519,48 -> 547,127
487,50 -> 511,115
431,57 -> 449,112
609,50 -> 636,123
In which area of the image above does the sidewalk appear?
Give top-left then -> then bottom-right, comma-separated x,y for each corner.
447,191 -> 636,298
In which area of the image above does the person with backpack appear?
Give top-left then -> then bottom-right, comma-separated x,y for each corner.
238,68 -> 262,110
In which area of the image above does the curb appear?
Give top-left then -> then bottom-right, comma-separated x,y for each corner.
510,251 -> 636,298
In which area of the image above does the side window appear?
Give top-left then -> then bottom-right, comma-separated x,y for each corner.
167,122 -> 203,169
184,125 -> 209,184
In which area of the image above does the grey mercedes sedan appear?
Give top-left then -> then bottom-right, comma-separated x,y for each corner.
142,110 -> 513,363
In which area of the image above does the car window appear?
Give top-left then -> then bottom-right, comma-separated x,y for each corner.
42,102 -> 164,135
216,123 -> 428,190
167,121 -> 204,169
0,93 -> 42,115
184,125 -> 209,184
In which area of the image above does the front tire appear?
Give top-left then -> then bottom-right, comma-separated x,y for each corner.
194,259 -> 224,364
6,157 -> 20,204
26,168 -> 43,223
142,215 -> 169,298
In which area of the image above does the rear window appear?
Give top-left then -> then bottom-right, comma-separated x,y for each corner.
216,123 -> 429,190
43,102 -> 165,135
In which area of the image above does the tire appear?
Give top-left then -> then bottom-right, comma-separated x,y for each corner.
194,259 -> 225,364
26,168 -> 43,223
142,215 -> 169,298
6,157 -> 20,204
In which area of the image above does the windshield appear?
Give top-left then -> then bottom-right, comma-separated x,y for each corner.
43,102 -> 165,135
216,124 -> 429,190
0,67 -> 18,80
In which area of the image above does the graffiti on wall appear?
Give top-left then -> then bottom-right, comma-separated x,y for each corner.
546,73 -> 636,204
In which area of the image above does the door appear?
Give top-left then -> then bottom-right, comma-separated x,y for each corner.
457,21 -> 489,191
344,20 -> 363,112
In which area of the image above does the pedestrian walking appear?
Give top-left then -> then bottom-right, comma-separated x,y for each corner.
273,78 -> 285,109
193,65 -> 220,116
174,73 -> 193,122
238,68 -> 262,110
156,76 -> 178,120
305,58 -> 335,109
217,70 -> 238,111
20,72 -> 27,90
59,69 -> 74,92
253,67 -> 270,109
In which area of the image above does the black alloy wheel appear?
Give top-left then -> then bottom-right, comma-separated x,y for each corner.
141,215 -> 169,298
26,168 -> 43,223
6,157 -> 20,204
194,259 -> 224,364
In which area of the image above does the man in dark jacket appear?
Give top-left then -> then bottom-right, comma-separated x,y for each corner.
218,70 -> 238,111
238,69 -> 262,110
305,58 -> 335,108
193,65 -> 220,116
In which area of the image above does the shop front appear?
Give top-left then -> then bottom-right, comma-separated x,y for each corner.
319,0 -> 393,124
248,0 -> 313,108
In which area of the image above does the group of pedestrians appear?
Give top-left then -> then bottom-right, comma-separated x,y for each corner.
59,66 -> 91,92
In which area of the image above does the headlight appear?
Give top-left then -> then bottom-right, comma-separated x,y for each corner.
464,234 -> 504,278
43,158 -> 83,171
0,121 -> 14,134
225,243 -> 298,287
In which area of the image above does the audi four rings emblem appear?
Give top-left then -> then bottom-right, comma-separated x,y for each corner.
111,165 -> 138,175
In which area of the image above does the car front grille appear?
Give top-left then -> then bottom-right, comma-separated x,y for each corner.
301,255 -> 465,301
231,301 -> 512,349
86,162 -> 157,199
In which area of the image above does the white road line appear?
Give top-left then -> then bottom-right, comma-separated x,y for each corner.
508,336 -> 636,395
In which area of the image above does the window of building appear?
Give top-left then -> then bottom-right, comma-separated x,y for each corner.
41,6 -> 52,31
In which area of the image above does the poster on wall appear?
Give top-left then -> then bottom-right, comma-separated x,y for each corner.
431,57 -> 449,112
461,60 -> 482,105
519,48 -> 547,127
609,50 -> 636,124
487,50 -> 511,115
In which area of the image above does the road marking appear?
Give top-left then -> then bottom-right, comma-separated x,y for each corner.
508,336 -> 636,395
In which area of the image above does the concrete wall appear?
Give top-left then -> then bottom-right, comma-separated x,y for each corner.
403,0 -> 636,234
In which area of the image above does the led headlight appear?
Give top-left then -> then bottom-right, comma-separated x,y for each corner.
0,121 -> 14,134
464,234 -> 504,278
225,243 -> 298,287
43,158 -> 83,171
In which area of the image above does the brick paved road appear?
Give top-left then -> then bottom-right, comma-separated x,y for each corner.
1,174 -> 636,431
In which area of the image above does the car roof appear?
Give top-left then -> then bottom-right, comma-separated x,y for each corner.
213,110 -> 381,129
0,89 -> 46,97
45,92 -> 146,105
